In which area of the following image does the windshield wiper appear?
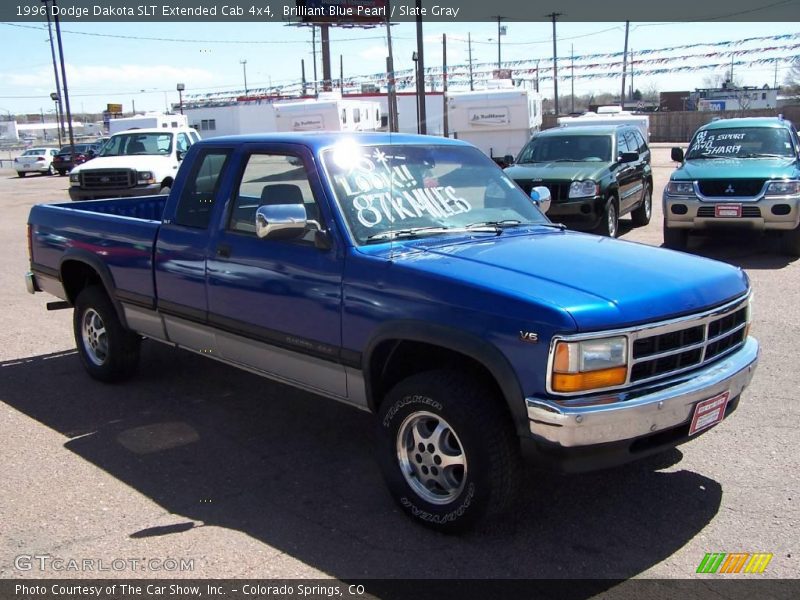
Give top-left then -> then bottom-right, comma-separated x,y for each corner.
465,219 -> 524,233
366,226 -> 453,242
738,152 -> 787,158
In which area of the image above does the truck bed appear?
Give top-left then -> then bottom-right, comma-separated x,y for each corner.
28,196 -> 168,304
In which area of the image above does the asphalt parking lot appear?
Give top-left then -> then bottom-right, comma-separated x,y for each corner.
0,146 -> 797,583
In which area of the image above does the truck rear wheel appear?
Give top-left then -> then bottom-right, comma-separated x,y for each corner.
780,225 -> 800,257
376,369 -> 520,532
73,286 -> 141,382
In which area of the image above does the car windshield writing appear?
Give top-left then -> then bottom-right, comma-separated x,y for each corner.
518,135 -> 612,163
323,143 -> 547,245
100,133 -> 173,157
687,127 -> 794,159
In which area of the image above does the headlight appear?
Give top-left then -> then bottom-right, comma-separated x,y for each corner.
765,180 -> 800,196
69,173 -> 80,184
551,336 -> 628,393
568,180 -> 599,198
666,181 -> 694,195
137,171 -> 154,182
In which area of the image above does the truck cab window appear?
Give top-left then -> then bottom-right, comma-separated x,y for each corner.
229,153 -> 322,242
173,150 -> 231,229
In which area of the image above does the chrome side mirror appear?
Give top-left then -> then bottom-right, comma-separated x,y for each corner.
530,185 -> 551,214
255,204 -> 307,240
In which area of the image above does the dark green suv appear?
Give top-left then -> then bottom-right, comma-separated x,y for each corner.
504,125 -> 653,237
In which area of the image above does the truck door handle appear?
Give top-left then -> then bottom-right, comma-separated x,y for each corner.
216,244 -> 231,258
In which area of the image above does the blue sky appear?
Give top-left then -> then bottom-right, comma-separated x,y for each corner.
0,20 -> 797,115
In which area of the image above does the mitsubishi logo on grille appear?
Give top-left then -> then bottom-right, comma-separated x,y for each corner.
725,184 -> 736,194
100,176 -> 110,183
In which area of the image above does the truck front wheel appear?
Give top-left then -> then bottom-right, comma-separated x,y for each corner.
376,369 -> 520,532
73,286 -> 141,382
595,196 -> 619,238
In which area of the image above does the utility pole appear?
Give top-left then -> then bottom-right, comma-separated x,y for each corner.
42,0 -> 65,141
240,59 -> 248,96
535,59 -> 540,92
321,24 -> 332,91
415,0 -> 426,134
340,54 -> 344,92
385,0 -> 398,132
774,58 -> 779,89
52,0 -> 75,157
630,48 -> 634,102
571,44 -> 574,113
468,32 -> 474,91
492,16 -> 505,70
301,59 -> 307,96
547,12 -> 562,116
442,33 -> 449,137
312,25 -> 318,96
621,20 -> 629,108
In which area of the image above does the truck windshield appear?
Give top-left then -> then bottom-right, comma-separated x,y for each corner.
322,142 -> 548,245
517,135 -> 612,163
99,132 -> 174,157
686,127 -> 795,159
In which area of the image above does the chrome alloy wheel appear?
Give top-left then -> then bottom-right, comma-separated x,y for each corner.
396,410 -> 468,505
643,189 -> 652,221
608,202 -> 618,238
81,308 -> 108,366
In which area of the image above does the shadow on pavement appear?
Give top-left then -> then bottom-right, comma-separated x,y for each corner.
0,344 -> 723,587
663,230 -> 797,270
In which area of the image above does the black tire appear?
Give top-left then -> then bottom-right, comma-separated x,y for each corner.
631,184 -> 652,227
780,225 -> 800,257
57,169 -> 67,176
17,171 -> 26,178
73,286 -> 141,382
595,196 -> 619,238
663,223 -> 688,250
376,369 -> 520,533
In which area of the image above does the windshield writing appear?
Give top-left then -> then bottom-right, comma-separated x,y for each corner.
687,127 -> 793,159
323,144 -> 547,244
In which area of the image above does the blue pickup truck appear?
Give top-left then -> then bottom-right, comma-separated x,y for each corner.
26,133 -> 759,531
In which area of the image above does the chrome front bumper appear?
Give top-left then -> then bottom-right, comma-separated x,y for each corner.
526,337 -> 759,448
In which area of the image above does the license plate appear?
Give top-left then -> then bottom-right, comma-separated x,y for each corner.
715,204 -> 742,218
689,391 -> 730,436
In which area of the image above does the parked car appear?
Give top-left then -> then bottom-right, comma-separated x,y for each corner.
664,117 -> 800,255
52,143 -> 102,175
14,147 -> 59,177
68,127 -> 200,200
27,133 -> 758,532
504,125 -> 653,237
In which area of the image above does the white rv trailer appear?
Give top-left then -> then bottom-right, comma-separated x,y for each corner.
557,110 -> 650,143
274,92 -> 381,133
446,82 -> 543,163
108,113 -> 189,135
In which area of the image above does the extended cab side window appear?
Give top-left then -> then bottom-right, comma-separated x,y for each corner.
173,150 -> 231,229
229,153 -> 321,243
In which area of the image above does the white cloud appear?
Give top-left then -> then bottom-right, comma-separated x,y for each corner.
1,63 -> 215,91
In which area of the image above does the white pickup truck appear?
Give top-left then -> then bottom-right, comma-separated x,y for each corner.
68,127 -> 200,200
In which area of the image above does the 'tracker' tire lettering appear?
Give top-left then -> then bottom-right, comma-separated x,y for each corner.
376,369 -> 520,532
73,286 -> 141,382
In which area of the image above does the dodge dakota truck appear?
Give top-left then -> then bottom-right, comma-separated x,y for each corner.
664,116 -> 800,255
27,133 -> 759,531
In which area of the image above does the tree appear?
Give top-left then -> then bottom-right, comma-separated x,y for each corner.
784,58 -> 800,98
632,89 -> 643,101
702,70 -> 741,89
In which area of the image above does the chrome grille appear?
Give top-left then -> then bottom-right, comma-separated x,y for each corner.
630,301 -> 748,384
80,169 -> 135,189
697,206 -> 761,217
